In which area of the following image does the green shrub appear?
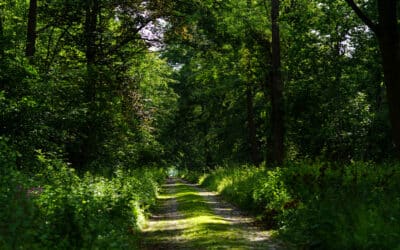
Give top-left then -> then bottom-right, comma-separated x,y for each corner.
180,168 -> 203,183
280,162 -> 400,249
188,162 -> 400,249
0,152 -> 165,249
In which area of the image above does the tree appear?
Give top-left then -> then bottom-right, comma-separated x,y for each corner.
246,81 -> 261,165
25,0 -> 37,59
0,7 -> 4,58
270,0 -> 284,165
344,0 -> 400,157
81,0 -> 99,166
0,0 -> 179,170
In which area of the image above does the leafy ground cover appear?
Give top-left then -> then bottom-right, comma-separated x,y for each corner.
0,147 -> 165,249
183,162 -> 400,249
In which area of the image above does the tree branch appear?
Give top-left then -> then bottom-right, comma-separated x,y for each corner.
105,21 -> 152,56
344,0 -> 379,34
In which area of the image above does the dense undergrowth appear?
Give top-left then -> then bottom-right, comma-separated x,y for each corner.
0,139 -> 165,249
182,162 -> 400,249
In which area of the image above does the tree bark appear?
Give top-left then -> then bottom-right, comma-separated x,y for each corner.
246,83 -> 261,165
25,0 -> 37,59
345,0 -> 400,157
376,0 -> 400,157
270,0 -> 285,165
85,0 -> 98,68
0,8 -> 4,58
81,0 -> 99,167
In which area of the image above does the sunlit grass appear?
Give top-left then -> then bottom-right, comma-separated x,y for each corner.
142,180 -> 274,249
174,181 -> 267,249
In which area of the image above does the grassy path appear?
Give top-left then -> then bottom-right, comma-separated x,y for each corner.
140,178 -> 281,249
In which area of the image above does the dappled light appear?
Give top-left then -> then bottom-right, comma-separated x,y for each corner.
141,179 -> 279,249
2,0 -> 400,248
167,166 -> 179,177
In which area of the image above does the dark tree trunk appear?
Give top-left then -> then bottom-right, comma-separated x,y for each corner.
270,0 -> 285,165
79,0 -> 99,167
246,83 -> 261,165
248,30 -> 273,163
0,8 -> 4,58
376,0 -> 400,157
345,0 -> 400,157
25,0 -> 37,59
85,0 -> 98,67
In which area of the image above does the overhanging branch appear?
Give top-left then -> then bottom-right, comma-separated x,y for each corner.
344,0 -> 379,34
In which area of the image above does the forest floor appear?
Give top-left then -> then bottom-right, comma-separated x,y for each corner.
139,178 -> 283,249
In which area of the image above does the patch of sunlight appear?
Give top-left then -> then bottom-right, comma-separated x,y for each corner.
171,181 -> 249,247
205,200 -> 218,203
186,215 -> 229,225
217,177 -> 233,193
175,191 -> 199,198
181,215 -> 239,242
197,190 -> 217,197
144,180 -> 277,249
157,193 -> 175,200
145,218 -> 188,232
147,215 -> 228,232
198,174 -> 209,184
215,207 -> 233,212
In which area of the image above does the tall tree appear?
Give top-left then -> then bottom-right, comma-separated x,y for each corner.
246,82 -> 261,165
344,0 -> 400,157
245,0 -> 262,165
270,0 -> 284,165
25,0 -> 37,59
0,7 -> 4,58
77,0 -> 100,166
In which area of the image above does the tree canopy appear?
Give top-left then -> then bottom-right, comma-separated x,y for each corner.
1,0 -> 397,170
2,0 -> 400,249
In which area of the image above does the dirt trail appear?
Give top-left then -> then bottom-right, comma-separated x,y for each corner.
140,178 -> 283,250
140,178 -> 184,249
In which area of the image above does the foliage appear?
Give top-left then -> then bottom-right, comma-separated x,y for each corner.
1,0 -> 178,171
1,1 -> 176,248
188,162 -> 400,249
164,0 -> 394,166
2,0 -> 400,248
0,151 -> 165,249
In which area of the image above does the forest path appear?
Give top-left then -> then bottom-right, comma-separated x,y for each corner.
140,178 -> 282,249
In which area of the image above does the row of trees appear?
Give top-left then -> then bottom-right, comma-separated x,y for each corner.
1,0 -> 178,171
1,0 -> 399,171
164,0 -> 398,168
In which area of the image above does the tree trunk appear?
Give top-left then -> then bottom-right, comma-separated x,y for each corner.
345,0 -> 400,157
270,0 -> 285,165
0,8 -> 4,58
376,0 -> 400,157
246,83 -> 261,165
85,0 -> 97,68
80,0 -> 99,167
25,0 -> 37,59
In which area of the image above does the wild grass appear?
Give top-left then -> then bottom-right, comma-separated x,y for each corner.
184,162 -> 400,249
0,152 -> 166,249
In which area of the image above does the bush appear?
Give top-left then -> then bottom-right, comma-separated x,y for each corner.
0,152 -> 165,249
280,161 -> 400,249
187,162 -> 400,249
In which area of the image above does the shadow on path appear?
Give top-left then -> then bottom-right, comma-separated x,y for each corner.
140,178 -> 282,250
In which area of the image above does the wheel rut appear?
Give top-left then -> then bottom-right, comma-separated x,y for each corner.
140,178 -> 283,249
